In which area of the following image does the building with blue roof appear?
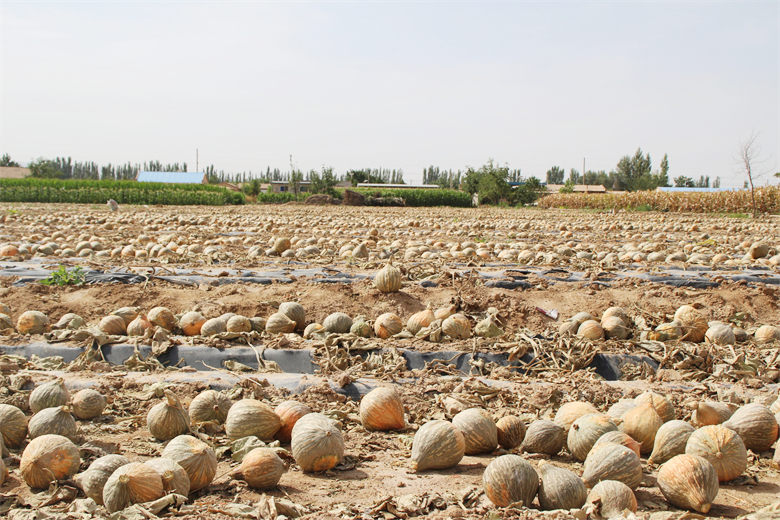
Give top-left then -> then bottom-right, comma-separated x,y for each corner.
136,171 -> 207,184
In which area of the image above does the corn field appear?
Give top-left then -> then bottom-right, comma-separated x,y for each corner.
537,186 -> 780,214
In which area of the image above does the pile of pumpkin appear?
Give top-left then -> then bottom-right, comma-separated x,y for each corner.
3,375 -> 779,515
559,304 -> 780,345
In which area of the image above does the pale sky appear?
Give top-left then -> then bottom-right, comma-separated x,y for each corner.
1,1 -> 778,187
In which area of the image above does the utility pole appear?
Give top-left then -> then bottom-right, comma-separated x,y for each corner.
583,158 -> 585,182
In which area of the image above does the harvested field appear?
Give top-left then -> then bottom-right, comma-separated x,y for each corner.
0,203 -> 779,520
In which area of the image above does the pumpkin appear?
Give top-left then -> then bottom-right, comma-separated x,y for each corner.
291,413 -> 345,472
592,431 -> 641,458
586,481 -> 637,517
754,325 -> 780,343
20,434 -> 81,489
266,313 -> 296,334
581,443 -> 643,490
601,307 -> 629,327
635,391 -> 675,423
442,313 -> 471,340
374,313 -> 403,339
279,302 -> 305,330
226,315 -> 252,333
705,324 -> 736,346
99,315 -> 127,335
434,304 -> 457,321
602,316 -> 630,340
411,420 -> 465,471
658,454 -> 719,513
621,401 -> 663,455
691,401 -> 738,427
360,387 -> 405,431
521,419 -> 566,455
554,401 -> 598,433
274,400 -> 312,444
17,310 -> 51,335
607,400 -> 637,427
28,405 -> 77,439
225,399 -> 281,441
189,390 -> 233,425
406,304 -> 435,335
160,435 -> 218,492
127,315 -> 153,336
349,317 -> 373,337
577,320 -> 604,340
685,425 -> 747,482
0,313 -> 14,331
272,237 -> 291,254
71,389 -> 107,420
53,313 -> 85,330
249,317 -> 267,333
648,420 -> 695,465
75,454 -> 130,505
722,403 -> 779,452
452,408 -> 497,455
0,403 -> 28,448
233,447 -> 285,490
568,413 -> 618,462
148,307 -> 177,331
201,317 -> 227,336
112,307 -> 140,326
303,323 -> 326,339
496,416 -> 526,449
482,454 -> 539,507
674,305 -> 708,343
30,378 -> 70,414
537,462 -> 587,510
323,312 -> 353,333
103,462 -> 164,513
144,457 -> 191,496
179,311 -> 207,336
375,263 -> 402,293
147,390 -> 190,441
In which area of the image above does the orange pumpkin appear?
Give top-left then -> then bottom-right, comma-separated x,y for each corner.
359,387 -> 405,431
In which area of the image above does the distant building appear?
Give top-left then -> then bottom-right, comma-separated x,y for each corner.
0,167 -> 30,179
269,181 -> 312,193
357,183 -> 440,189
218,182 -> 241,192
545,184 -> 607,194
136,171 -> 207,184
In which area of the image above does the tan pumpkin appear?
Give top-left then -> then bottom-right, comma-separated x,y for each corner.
537,462 -> 588,510
581,443 -> 643,490
112,307 -> 140,326
201,317 -> 227,336
602,316 -> 630,340
103,462 -> 164,513
0,312 -> 14,331
20,434 -> 81,489
100,315 -> 127,335
434,304 -> 457,321
406,304 -> 435,335
360,387 -> 405,431
411,420 -> 465,471
374,263 -> 402,293
521,419 -> 566,455
189,390 -> 233,425
0,403 -> 28,448
226,315 -> 252,333
30,377 -> 70,413
592,431 -> 641,458
71,389 -> 107,420
304,323 -> 326,339
586,480 -> 637,517
648,420 -> 695,465
75,454 -> 130,505
621,401 -> 663,455
607,399 -> 637,427
658,454 -> 719,513
144,457 -> 191,496
577,320 -> 604,340
722,403 -> 779,452
28,405 -> 77,439
674,305 -> 708,343
705,324 -> 736,346
554,401 -> 598,432
127,315 -> 153,336
754,325 -> 780,343
147,390 -> 190,441
160,434 -> 218,492
635,391 -> 675,423
274,400 -> 312,444
691,401 -> 738,427
225,399 -> 281,441
496,416 -> 526,449
291,413 -> 345,472
233,447 -> 285,490
482,455 -> 539,507
322,312 -> 353,333
148,307 -> 177,331
279,302 -> 305,330
685,425 -> 747,482
374,313 -> 403,339
179,311 -> 207,336
601,306 -> 629,326
442,313 -> 471,340
265,313 -> 296,334
17,310 -> 51,335
53,313 -> 85,330
452,408 -> 498,455
568,413 -> 618,462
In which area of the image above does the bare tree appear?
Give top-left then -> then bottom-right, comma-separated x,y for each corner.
738,131 -> 772,218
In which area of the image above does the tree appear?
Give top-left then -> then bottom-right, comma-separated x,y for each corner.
310,166 -> 337,196
568,169 -> 581,184
513,177 -> 545,206
559,179 -> 575,193
616,148 -> 654,191
463,159 -> 510,205
27,158 -> 63,179
244,179 -> 262,197
738,131 -> 772,217
695,175 -> 710,188
674,176 -> 695,188
713,177 -> 721,188
546,166 -> 564,184
0,154 -> 20,167
658,154 -> 670,187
